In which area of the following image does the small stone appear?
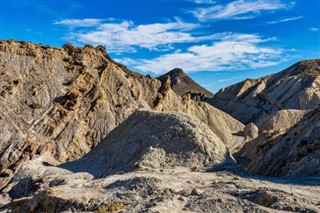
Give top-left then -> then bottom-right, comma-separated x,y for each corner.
191,188 -> 203,196
178,196 -> 186,201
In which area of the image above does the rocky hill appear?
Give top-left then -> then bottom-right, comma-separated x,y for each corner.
158,68 -> 214,101
239,107 -> 320,177
61,110 -> 235,177
0,40 -> 244,192
208,59 -> 320,125
237,109 -> 309,160
1,40 -> 320,212
2,110 -> 320,212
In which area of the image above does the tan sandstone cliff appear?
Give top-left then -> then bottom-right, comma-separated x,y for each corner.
0,40 -> 244,192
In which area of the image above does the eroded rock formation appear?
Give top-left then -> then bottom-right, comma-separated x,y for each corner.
242,107 -> 320,177
208,59 -> 320,125
1,40 -> 320,212
60,110 -> 235,177
2,111 -> 319,212
0,40 -> 244,191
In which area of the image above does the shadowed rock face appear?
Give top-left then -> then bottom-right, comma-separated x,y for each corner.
236,109 -> 309,161
221,61 -> 320,177
236,108 -> 320,177
61,110 -> 235,178
244,107 -> 320,177
158,68 -> 214,101
208,59 -> 320,125
0,40 -> 160,190
0,40 -> 244,190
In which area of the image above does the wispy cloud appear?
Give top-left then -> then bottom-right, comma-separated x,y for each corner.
26,28 -> 43,35
190,0 -> 216,4
56,18 -> 222,53
266,16 -> 303,24
310,27 -> 319,32
192,0 -> 288,21
117,34 -> 286,74
217,76 -> 242,83
56,18 -> 290,74
54,19 -> 104,28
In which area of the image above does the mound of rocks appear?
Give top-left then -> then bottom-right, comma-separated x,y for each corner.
61,110 -> 235,178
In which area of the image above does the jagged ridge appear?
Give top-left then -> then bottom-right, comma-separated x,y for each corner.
208,59 -> 320,125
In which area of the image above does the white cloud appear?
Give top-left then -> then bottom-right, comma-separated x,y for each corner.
310,27 -> 319,32
119,34 -> 285,74
58,19 -> 221,53
191,0 -> 216,4
25,28 -> 43,35
114,57 -> 139,66
217,76 -> 241,83
193,0 -> 288,21
54,19 -> 103,28
56,19 -> 289,74
266,16 -> 303,24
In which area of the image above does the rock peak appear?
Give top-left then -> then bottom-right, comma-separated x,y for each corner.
167,68 -> 187,76
158,68 -> 214,99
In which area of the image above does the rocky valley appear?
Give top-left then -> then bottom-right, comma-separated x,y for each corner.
0,40 -> 320,212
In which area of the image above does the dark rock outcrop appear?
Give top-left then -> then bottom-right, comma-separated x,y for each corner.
158,68 -> 214,101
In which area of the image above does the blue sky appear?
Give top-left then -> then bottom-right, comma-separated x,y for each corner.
1,0 -> 319,92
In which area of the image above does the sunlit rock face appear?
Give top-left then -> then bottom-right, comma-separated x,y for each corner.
0,40 -> 244,191
209,59 -> 320,125
1,40 -> 319,212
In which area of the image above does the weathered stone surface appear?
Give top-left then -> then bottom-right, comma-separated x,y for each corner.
208,59 -> 320,125
60,110 -> 235,177
1,40 -> 320,212
260,109 -> 308,133
243,123 -> 259,140
1,108 -> 319,211
2,155 -> 320,213
0,40 -> 244,191
229,122 -> 259,154
153,78 -> 244,152
245,107 -> 320,177
236,109 -> 309,164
